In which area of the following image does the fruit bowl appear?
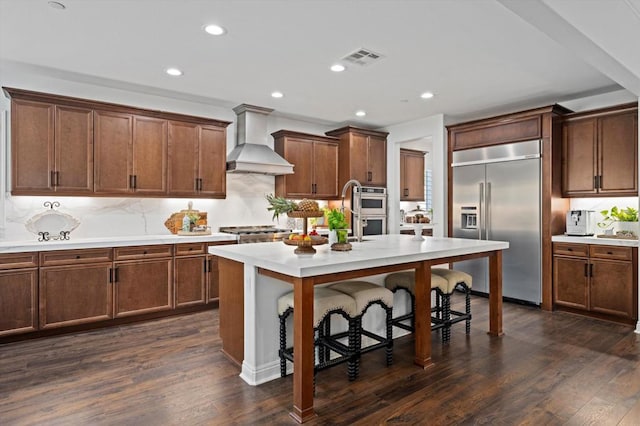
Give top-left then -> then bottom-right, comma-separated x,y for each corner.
283,235 -> 328,254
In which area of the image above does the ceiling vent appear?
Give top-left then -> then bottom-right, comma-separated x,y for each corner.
341,48 -> 384,66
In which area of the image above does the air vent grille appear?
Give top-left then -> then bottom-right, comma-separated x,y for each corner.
341,48 -> 384,66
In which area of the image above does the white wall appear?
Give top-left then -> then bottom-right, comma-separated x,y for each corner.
0,64 -> 332,241
382,114 -> 446,237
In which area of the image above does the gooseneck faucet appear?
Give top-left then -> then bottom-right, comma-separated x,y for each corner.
341,179 -> 363,242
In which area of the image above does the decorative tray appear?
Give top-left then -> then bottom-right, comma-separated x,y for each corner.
283,236 -> 328,254
596,234 -> 638,240
25,201 -> 80,241
287,211 -> 324,218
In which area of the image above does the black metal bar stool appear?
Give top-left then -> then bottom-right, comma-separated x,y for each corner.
431,268 -> 473,342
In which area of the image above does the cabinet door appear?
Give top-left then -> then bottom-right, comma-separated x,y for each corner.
114,259 -> 173,317
55,105 -> 94,193
0,269 -> 38,336
39,263 -> 112,329
11,99 -> 54,193
553,256 -> 588,310
313,141 -> 339,198
562,119 -> 597,196
94,110 -> 133,193
132,116 -> 167,194
206,255 -> 219,303
598,112 -> 638,195
349,133 -> 369,184
198,125 -> 226,197
590,259 -> 635,319
168,121 -> 198,195
401,150 -> 425,201
367,136 -> 387,185
175,256 -> 207,307
281,138 -> 314,198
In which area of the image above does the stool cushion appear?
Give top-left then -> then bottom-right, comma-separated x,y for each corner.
328,281 -> 393,315
384,271 -> 449,294
431,268 -> 473,292
278,287 -> 357,327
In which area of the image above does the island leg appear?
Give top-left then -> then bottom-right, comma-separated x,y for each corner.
488,250 -> 504,336
413,262 -> 434,368
290,277 -> 316,423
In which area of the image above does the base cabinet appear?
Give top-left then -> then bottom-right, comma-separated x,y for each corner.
175,243 -> 208,308
0,253 -> 38,336
553,242 -> 637,321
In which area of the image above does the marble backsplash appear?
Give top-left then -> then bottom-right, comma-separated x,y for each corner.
0,174 -> 284,242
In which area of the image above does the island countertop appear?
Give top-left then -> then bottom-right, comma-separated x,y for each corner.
208,234 -> 509,277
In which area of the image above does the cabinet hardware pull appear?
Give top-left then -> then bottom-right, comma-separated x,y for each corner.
589,263 -> 594,277
208,259 -> 212,272
598,175 -> 602,189
129,175 -> 134,189
76,255 -> 81,259
143,250 -> 148,255
584,263 -> 588,277
203,258 -> 208,272
607,251 -> 613,255
567,247 -> 573,251
132,175 -> 137,189
55,171 -> 60,187
367,171 -> 372,182
50,171 -> 56,187
113,267 -> 119,283
109,268 -> 113,283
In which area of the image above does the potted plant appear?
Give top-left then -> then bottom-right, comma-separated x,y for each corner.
598,206 -> 639,236
325,208 -> 349,245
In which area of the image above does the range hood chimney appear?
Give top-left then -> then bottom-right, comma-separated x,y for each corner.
226,104 -> 294,175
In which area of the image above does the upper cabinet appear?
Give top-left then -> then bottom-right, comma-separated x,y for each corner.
562,103 -> 638,197
400,148 -> 425,201
167,121 -> 227,198
4,87 -> 230,198
273,130 -> 339,199
325,126 -> 388,188
10,98 -> 93,195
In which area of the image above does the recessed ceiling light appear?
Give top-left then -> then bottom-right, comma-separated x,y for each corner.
355,110 -> 366,117
48,1 -> 66,10
271,91 -> 284,98
166,68 -> 183,76
330,64 -> 346,72
420,92 -> 435,99
204,24 -> 226,36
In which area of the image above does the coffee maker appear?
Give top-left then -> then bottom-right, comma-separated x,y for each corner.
566,210 -> 595,236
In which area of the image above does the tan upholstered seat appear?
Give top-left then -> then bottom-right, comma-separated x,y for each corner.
431,268 -> 472,290
384,271 -> 449,294
278,287 -> 357,328
328,281 -> 393,314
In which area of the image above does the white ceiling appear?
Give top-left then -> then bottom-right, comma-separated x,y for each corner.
0,0 -> 638,128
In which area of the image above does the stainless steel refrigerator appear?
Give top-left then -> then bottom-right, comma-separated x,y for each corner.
452,140 -> 541,304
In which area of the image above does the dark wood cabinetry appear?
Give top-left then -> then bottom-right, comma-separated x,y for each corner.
113,245 -> 173,317
273,130 -> 339,199
4,87 -> 230,198
175,243 -> 207,308
400,148 -> 425,201
168,121 -> 227,198
0,253 -> 38,337
325,126 -> 388,187
562,104 -> 638,197
10,98 -> 93,194
553,242 -> 637,322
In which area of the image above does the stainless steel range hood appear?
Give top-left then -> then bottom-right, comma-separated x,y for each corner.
226,104 -> 294,175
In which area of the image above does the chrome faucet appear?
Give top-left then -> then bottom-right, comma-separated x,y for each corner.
341,179 -> 363,242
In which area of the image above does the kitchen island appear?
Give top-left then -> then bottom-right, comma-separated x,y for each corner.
209,234 -> 509,423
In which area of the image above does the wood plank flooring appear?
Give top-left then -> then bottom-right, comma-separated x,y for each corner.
1,294 -> 640,425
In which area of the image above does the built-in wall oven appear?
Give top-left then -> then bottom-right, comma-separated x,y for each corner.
352,186 -> 387,235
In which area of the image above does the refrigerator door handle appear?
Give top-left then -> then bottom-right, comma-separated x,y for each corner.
486,182 -> 491,240
479,182 -> 484,240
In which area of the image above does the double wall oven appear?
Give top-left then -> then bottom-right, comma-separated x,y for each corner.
352,186 -> 387,236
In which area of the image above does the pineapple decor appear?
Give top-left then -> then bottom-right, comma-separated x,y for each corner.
266,194 -> 321,220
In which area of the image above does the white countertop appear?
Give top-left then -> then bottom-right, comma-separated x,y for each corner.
208,234 -> 509,278
552,235 -> 639,247
0,233 -> 237,254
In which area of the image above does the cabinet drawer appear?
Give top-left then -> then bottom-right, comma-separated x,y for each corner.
40,248 -> 113,266
0,252 -> 38,269
175,243 -> 207,256
589,245 -> 633,261
553,243 -> 588,257
114,244 -> 173,260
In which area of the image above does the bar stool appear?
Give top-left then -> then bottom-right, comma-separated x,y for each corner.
383,271 -> 450,340
432,268 -> 473,342
327,281 -> 394,379
278,287 -> 359,381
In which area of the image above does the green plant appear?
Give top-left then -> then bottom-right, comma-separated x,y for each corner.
186,212 -> 200,224
325,208 -> 348,230
598,206 -> 638,228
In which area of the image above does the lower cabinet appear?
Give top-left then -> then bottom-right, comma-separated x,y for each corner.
553,242 -> 637,321
0,253 -> 38,337
113,245 -> 173,318
206,254 -> 219,303
175,243 -> 207,308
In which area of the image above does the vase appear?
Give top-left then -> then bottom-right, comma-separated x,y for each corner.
328,230 -> 337,245
615,221 -> 639,236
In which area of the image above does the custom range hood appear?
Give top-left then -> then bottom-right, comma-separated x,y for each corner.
226,104 -> 294,175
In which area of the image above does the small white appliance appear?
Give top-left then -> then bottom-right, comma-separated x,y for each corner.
566,210 -> 596,236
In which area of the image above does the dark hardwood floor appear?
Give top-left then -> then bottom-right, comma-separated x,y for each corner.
1,294 -> 640,425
